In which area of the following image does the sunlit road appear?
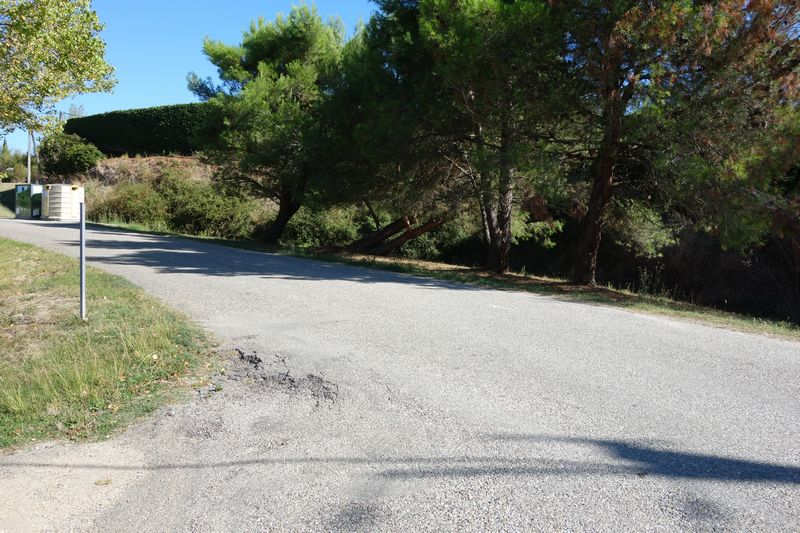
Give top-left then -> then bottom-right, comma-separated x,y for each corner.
1,219 -> 798,532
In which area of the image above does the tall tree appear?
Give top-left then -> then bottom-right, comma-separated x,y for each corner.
558,0 -> 800,284
190,6 -> 344,243
344,0 -> 570,270
0,0 -> 114,130
418,0 -> 570,272
319,2 -> 467,254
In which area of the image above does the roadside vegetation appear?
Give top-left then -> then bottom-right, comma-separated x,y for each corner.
0,238 -> 211,448
0,139 -> 42,184
0,183 -> 15,218
303,252 -> 800,341
24,1 -> 800,327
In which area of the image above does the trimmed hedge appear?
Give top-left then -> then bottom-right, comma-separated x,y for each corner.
64,103 -> 211,156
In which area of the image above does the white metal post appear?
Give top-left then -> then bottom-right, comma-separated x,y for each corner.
80,201 -> 87,321
26,130 -> 32,184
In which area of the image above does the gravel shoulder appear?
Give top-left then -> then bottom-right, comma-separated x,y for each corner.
1,219 -> 798,532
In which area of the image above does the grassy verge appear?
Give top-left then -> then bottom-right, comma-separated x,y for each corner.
0,238 -> 212,449
301,252 -> 800,340
91,220 -> 800,341
0,184 -> 15,218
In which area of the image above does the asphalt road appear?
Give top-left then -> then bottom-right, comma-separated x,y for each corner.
1,219 -> 799,532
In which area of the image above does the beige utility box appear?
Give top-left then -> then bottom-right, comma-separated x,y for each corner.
43,184 -> 85,221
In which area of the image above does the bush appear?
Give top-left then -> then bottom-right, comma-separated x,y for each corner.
64,103 -> 211,156
88,171 -> 261,240
90,182 -> 169,228
400,213 -> 481,260
39,133 -> 103,176
281,206 -> 363,248
158,175 -> 255,239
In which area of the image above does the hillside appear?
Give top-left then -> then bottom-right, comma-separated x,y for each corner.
92,155 -> 215,185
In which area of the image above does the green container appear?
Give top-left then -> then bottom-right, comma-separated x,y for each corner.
15,184 -> 43,218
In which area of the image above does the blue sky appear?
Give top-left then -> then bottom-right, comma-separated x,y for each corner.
5,0 -> 374,152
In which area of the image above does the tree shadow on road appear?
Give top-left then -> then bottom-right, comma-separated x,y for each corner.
3,434 -> 797,485
55,232 -> 486,291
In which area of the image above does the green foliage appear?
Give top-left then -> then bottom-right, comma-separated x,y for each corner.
281,206 -> 362,249
194,6 -> 345,242
0,0 -> 115,130
38,132 -> 103,176
89,171 -> 259,240
190,5 -> 344,98
0,139 -> 42,181
399,215 -> 480,260
0,140 -> 12,181
89,182 -> 169,229
550,0 -> 800,281
157,175 -> 255,239
63,104 -> 211,156
608,199 -> 676,259
512,213 -> 564,249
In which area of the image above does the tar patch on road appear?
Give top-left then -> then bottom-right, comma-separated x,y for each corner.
220,347 -> 339,407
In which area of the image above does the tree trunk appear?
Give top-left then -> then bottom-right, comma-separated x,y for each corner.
486,119 -> 514,274
374,217 -> 446,256
572,40 -> 627,285
573,153 -> 614,284
478,197 -> 492,246
347,216 -> 411,252
363,199 -> 382,231
259,186 -> 301,244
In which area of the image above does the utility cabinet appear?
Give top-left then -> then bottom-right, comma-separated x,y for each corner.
14,184 -> 43,218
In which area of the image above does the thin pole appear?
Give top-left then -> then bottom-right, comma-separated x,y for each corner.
80,202 -> 87,321
26,130 -> 31,184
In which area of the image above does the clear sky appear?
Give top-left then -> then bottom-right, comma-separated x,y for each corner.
4,0 -> 374,152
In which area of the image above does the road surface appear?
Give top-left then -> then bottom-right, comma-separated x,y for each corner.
1,219 -> 798,532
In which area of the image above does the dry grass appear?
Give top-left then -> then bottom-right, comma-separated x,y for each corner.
92,155 -> 215,185
307,252 -> 800,341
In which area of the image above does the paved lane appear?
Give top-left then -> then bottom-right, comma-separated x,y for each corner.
1,219 -> 798,532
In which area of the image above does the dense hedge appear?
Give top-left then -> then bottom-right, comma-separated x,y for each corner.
64,104 -> 211,156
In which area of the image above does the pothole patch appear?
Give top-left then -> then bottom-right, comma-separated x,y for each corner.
224,348 -> 339,407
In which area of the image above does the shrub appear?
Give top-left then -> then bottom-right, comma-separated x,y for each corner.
89,182 -> 168,229
88,171 -> 261,240
400,213 -> 480,260
64,103 -> 211,156
281,206 -> 363,248
39,133 -> 103,176
158,174 -> 256,239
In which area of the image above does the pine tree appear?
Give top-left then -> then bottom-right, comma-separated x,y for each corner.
0,139 -> 11,168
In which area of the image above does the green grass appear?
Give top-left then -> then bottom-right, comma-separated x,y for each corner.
0,238 -> 212,448
91,219 -> 800,341
0,183 -> 16,218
